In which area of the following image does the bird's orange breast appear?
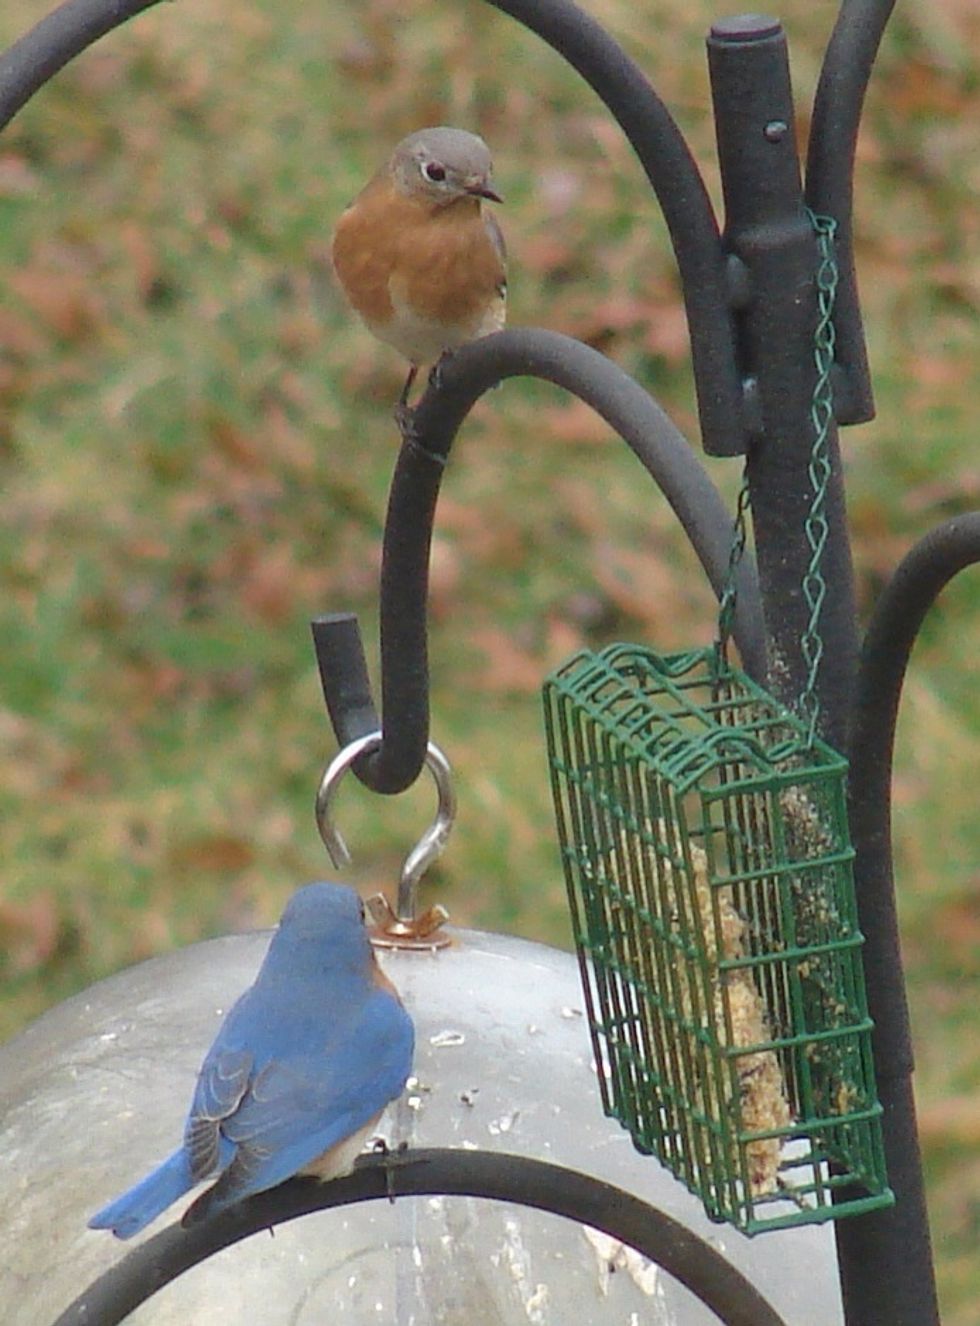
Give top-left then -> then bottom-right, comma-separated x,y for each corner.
332,177 -> 504,334
332,177 -> 396,326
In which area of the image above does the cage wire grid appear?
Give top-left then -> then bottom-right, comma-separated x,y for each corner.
543,644 -> 892,1234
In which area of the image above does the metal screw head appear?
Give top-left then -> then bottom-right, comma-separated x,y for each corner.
764,120 -> 788,143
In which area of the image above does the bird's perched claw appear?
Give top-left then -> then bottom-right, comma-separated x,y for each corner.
428,349 -> 455,394
394,400 -> 418,441
359,1139 -> 412,1204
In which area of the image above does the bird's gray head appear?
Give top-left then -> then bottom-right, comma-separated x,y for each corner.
389,126 -> 502,206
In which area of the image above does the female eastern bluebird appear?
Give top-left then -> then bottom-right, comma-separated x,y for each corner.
331,125 -> 506,411
88,882 -> 414,1239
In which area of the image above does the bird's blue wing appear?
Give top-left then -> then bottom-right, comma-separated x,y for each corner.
190,989 -> 413,1218
185,1046 -> 252,1182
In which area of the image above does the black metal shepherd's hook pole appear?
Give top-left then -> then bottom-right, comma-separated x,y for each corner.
314,328 -> 767,795
314,9 -> 946,1326
705,14 -> 939,1325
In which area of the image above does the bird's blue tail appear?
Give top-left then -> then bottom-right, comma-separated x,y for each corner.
88,1149 -> 194,1240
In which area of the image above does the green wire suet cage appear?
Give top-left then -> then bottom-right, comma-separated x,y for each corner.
543,643 -> 893,1235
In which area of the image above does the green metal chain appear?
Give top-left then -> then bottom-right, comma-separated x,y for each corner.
716,209 -> 840,749
799,209 -> 840,745
716,471 -> 751,662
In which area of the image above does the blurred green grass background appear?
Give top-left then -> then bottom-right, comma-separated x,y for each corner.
0,0 -> 977,1317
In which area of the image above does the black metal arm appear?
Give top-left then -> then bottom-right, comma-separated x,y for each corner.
314,327 -> 767,794
54,1148 -> 788,1326
481,0 -> 744,457
0,0 -> 163,128
805,0 -> 898,425
835,512 -> 980,1326
851,513 -> 980,1070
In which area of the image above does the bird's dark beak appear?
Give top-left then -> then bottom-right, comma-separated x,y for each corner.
465,179 -> 503,203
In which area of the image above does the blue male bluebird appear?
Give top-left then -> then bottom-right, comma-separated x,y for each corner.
88,882 -> 414,1239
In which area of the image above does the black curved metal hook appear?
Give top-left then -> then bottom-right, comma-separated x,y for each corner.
837,511 -> 980,1326
57,1148 -> 788,1326
0,0 -> 163,128
805,0 -> 898,424
850,511 -> 980,1066
481,0 -> 743,457
315,327 -> 767,795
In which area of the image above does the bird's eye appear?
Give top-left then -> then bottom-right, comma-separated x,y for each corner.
423,162 -> 447,183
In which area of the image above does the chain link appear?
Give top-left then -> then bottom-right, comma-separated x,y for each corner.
799,209 -> 839,745
717,472 -> 751,662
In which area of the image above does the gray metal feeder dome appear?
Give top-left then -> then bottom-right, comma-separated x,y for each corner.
0,925 -> 843,1324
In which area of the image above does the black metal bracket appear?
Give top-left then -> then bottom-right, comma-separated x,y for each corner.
706,16 -> 861,755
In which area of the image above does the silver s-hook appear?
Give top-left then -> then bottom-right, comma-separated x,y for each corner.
315,731 -> 455,947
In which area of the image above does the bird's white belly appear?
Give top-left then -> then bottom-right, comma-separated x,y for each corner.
300,1115 -> 382,1183
369,290 -> 504,367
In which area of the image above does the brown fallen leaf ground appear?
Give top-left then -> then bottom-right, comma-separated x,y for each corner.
0,0 -> 977,1317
